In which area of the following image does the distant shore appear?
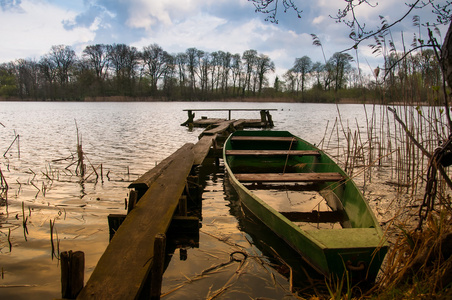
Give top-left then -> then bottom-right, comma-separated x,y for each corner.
2,96 -> 438,106
0,96 -> 376,104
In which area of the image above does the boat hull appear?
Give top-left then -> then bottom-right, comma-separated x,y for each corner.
223,131 -> 388,281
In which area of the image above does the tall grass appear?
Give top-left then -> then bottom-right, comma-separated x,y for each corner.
322,98 -> 452,298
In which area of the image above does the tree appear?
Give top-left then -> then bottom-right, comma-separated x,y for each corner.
47,45 -> 77,88
15,59 -> 39,99
328,52 -> 353,91
256,54 -> 275,94
39,56 -> 58,99
231,53 -> 242,96
0,63 -> 17,97
283,69 -> 296,94
106,44 -> 139,95
242,49 -> 258,95
82,44 -> 108,81
175,52 -> 188,97
186,47 -> 203,98
220,51 -> 233,95
142,44 -> 170,94
311,61 -> 323,89
82,44 -> 108,96
293,56 -> 312,97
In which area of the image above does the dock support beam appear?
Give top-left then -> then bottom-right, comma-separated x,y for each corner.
150,233 -> 166,300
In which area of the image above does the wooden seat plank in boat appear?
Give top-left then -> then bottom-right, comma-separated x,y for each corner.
280,210 -> 345,223
226,149 -> 319,156
234,172 -> 344,183
231,136 -> 297,142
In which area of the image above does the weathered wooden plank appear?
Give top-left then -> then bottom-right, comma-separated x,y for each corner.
193,134 -> 217,165
202,120 -> 235,135
226,150 -> 320,156
234,172 -> 344,183
232,119 -> 246,128
77,144 -> 194,300
231,136 -> 297,142
279,211 -> 345,223
128,143 -> 194,197
192,118 -> 227,127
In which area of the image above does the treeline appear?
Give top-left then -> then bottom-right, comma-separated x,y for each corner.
0,43 -> 443,103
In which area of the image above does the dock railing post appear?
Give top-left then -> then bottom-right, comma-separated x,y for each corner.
260,110 -> 267,125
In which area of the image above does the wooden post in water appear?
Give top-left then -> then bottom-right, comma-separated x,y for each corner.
150,233 -> 166,300
260,110 -> 267,124
61,250 -> 85,299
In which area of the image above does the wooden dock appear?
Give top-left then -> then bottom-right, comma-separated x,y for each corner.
68,109 -> 272,299
181,108 -> 277,131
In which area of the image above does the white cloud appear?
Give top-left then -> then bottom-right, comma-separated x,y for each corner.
312,16 -> 324,25
124,0 -> 173,29
0,0 -> 95,62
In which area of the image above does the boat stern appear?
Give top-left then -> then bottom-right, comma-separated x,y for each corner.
305,228 -> 388,281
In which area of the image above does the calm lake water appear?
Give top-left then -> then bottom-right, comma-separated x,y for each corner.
0,101 -> 396,299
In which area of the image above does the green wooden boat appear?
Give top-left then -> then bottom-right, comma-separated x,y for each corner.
223,130 -> 388,281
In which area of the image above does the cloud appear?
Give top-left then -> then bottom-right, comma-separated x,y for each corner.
0,0 -> 24,12
312,16 -> 324,25
0,0 -> 95,61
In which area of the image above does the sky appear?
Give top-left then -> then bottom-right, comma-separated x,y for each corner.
0,0 -> 449,79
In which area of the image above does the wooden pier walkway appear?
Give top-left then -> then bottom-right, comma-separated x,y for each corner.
70,109 -> 269,299
182,108 -> 276,130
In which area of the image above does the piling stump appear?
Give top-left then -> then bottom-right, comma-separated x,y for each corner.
61,251 -> 85,299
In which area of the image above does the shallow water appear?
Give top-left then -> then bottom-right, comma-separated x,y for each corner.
0,101 -> 397,299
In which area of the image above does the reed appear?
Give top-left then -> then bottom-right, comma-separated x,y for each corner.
50,219 -> 60,261
75,121 -> 85,177
0,166 -> 7,206
22,201 -> 28,241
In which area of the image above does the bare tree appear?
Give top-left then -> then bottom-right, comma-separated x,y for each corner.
82,44 -> 108,81
256,54 -> 275,94
328,52 -> 353,91
242,49 -> 258,95
142,44 -> 169,93
46,45 -> 77,87
106,44 -> 139,95
293,56 -> 312,96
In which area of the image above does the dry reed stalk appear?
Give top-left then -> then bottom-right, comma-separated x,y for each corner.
3,133 -> 20,158
200,230 -> 246,250
8,228 -> 11,252
377,211 -> 452,298
75,121 -> 85,177
22,202 -> 28,241
0,167 -> 7,205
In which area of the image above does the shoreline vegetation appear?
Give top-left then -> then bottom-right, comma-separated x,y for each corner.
0,42 -> 444,106
0,95 -> 442,106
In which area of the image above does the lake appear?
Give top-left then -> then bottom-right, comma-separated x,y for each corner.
0,101 -> 397,299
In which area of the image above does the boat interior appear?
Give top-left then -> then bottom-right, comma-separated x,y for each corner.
226,134 -> 352,231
